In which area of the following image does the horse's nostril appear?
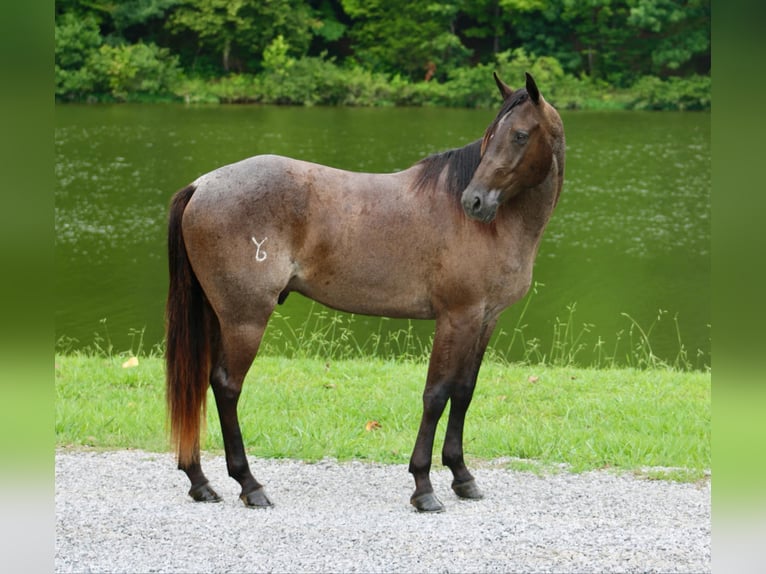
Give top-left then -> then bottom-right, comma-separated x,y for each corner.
472,196 -> 482,212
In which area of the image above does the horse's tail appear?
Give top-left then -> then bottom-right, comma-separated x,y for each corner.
165,184 -> 210,467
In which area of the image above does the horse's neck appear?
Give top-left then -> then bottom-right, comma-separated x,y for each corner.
498,169 -> 561,251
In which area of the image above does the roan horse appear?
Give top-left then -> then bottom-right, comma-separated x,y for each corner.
166,72 -> 565,512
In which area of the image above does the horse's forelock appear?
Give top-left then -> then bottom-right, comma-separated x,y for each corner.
481,89 -> 530,155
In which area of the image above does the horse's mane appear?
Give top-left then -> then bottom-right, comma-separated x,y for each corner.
413,88 -> 530,202
412,139 -> 483,200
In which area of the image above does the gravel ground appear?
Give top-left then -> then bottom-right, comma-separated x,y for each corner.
55,449 -> 710,573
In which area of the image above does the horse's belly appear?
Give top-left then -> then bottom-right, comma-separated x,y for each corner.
292,271 -> 435,320
328,298 -> 434,320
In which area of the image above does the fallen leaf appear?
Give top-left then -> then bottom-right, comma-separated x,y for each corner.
527,375 -> 539,383
365,420 -> 381,432
122,356 -> 139,369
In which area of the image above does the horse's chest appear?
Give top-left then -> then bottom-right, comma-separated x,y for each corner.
486,257 -> 533,307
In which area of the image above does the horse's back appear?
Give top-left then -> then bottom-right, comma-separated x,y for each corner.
190,154 -> 302,204
187,153 -> 399,219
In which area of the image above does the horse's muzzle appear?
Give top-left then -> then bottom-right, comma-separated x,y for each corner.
461,187 -> 500,223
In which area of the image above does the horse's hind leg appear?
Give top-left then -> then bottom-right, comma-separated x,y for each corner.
210,317 -> 273,507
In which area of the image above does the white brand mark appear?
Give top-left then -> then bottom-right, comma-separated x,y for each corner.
251,236 -> 268,262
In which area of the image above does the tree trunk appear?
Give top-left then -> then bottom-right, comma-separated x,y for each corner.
223,38 -> 231,72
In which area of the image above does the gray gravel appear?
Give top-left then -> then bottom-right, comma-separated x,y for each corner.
55,449 -> 710,573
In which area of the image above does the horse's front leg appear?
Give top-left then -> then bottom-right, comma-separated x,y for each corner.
409,379 -> 451,512
409,308 -> 488,513
442,320 -> 496,501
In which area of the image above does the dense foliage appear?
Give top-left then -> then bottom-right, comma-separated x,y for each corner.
55,0 -> 710,109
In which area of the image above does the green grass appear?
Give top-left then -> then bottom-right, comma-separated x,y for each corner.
55,353 -> 710,481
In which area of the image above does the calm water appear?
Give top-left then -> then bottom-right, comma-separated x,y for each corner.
54,105 -> 710,367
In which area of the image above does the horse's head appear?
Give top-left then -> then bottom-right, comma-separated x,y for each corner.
461,73 -> 564,223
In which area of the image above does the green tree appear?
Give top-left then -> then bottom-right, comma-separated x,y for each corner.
498,0 -> 710,84
167,0 -> 315,73
55,12 -> 102,98
88,42 -> 182,100
627,0 -> 710,74
341,0 -> 470,81
458,0 -> 560,66
56,8 -> 182,101
109,0 -> 181,34
311,0 -> 348,47
53,0 -> 710,106
55,0 -> 180,38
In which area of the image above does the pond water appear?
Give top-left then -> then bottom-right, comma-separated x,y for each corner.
55,104 -> 710,368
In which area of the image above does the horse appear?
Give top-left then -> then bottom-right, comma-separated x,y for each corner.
166,72 -> 565,513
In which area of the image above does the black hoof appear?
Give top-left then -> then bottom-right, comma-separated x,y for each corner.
240,487 -> 273,508
410,492 -> 446,513
188,481 -> 222,503
452,478 -> 484,500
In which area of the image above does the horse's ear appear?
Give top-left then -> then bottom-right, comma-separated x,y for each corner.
525,72 -> 540,104
494,72 -> 514,100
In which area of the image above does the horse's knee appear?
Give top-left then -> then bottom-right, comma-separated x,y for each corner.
422,383 -> 451,414
451,377 -> 477,405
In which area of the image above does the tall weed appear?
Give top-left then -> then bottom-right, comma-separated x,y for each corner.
59,286 -> 708,371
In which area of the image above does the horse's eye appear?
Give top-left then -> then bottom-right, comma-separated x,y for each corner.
514,131 -> 529,145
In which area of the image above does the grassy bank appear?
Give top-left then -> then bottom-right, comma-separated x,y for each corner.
169,65 -> 710,111
55,354 -> 709,481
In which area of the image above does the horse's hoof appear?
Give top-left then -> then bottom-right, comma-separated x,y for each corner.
410,492 -> 446,513
189,482 -> 222,503
452,478 -> 484,500
241,487 -> 273,508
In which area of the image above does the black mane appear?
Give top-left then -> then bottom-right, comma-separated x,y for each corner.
413,88 -> 530,201
413,139 -> 483,200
